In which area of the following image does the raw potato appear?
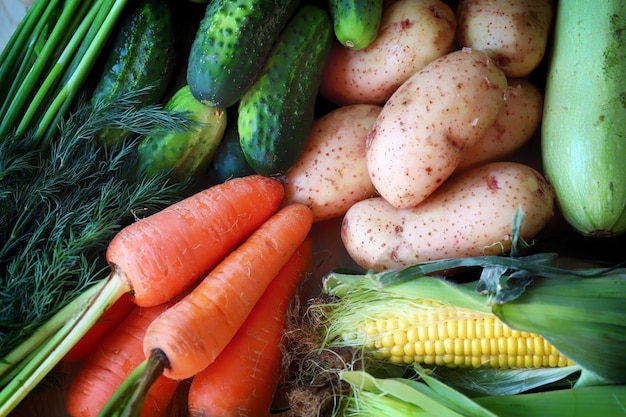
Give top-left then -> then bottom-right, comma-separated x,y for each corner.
457,78 -> 543,171
366,48 -> 507,209
319,0 -> 456,105
342,161 -> 555,272
280,104 -> 381,222
456,0 -> 554,78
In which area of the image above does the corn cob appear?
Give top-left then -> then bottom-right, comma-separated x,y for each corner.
362,300 -> 574,369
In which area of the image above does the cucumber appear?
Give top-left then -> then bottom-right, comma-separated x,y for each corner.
187,0 -> 301,109
136,85 -> 227,182
541,1 -> 626,237
92,0 -> 177,147
329,0 -> 383,50
206,124 -> 255,186
237,5 -> 333,176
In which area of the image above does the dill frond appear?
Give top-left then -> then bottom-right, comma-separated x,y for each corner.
0,91 -> 192,357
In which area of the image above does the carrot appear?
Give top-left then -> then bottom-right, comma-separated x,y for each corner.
143,203 -> 314,381
0,175 -> 286,416
62,293 -> 134,363
106,174 -> 286,307
187,236 -> 313,417
65,300 -> 180,417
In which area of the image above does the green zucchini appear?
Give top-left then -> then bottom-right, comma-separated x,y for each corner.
541,1 -> 626,237
92,0 -> 176,147
136,85 -> 227,182
237,5 -> 333,176
329,0 -> 383,50
187,0 -> 301,109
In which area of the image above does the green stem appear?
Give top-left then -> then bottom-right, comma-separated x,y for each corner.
38,0 -> 130,150
0,279 -> 105,384
0,0 -> 77,142
0,273 -> 128,416
16,0 -> 101,140
0,0 -> 49,97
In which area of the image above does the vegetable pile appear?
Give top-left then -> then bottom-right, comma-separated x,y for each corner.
2,0 -> 626,416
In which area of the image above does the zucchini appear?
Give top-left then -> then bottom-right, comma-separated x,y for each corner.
92,0 -> 177,147
237,5 -> 333,176
329,0 -> 383,50
541,1 -> 626,237
187,0 -> 301,109
136,85 -> 227,182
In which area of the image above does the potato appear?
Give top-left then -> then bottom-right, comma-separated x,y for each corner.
341,161 -> 555,272
366,48 -> 507,209
455,0 -> 554,78
319,0 -> 456,106
280,104 -> 382,222
457,78 -> 543,171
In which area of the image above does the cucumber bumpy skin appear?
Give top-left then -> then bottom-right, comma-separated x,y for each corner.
91,0 -> 176,147
541,1 -> 626,237
187,0 -> 301,109
329,0 -> 383,50
237,5 -> 333,176
136,85 -> 227,182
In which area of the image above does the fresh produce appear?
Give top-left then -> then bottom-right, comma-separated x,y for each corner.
66,300 -> 180,417
292,250 -> 626,407
142,203 -> 313,381
542,0 -> 626,237
342,162 -> 555,271
339,370 -> 626,417
0,175 -> 284,415
136,84 -> 227,182
455,0 -> 554,78
62,293 -> 134,363
105,175 -> 284,308
457,78 -> 543,172
91,0 -> 177,147
328,0 -> 383,50
187,237 -> 313,417
320,0 -> 457,105
366,48 -> 507,209
95,203 -> 313,416
0,0 -> 131,149
281,104 -> 381,222
238,5 -> 333,176
186,0 -> 301,108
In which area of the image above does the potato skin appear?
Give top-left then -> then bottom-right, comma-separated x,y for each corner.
342,161 -> 555,272
319,0 -> 456,106
457,78 -> 543,171
455,0 -> 554,78
366,48 -> 507,209
280,104 -> 382,222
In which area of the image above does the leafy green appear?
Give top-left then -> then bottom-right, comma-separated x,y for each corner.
0,92 -> 192,358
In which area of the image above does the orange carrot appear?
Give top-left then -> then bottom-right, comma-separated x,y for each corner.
143,203 -> 313,381
62,293 -> 134,363
106,174 -> 285,307
187,236 -> 313,417
65,301 -> 179,417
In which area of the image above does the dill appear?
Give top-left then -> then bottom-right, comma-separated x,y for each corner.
0,92 -> 192,357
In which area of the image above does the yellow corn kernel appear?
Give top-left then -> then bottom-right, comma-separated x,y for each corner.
362,308 -> 575,369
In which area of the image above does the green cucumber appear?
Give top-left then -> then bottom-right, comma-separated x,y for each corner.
329,0 -> 383,50
92,0 -> 176,147
136,85 -> 227,182
541,1 -> 626,237
237,5 -> 333,176
206,124 -> 255,186
187,0 -> 301,109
